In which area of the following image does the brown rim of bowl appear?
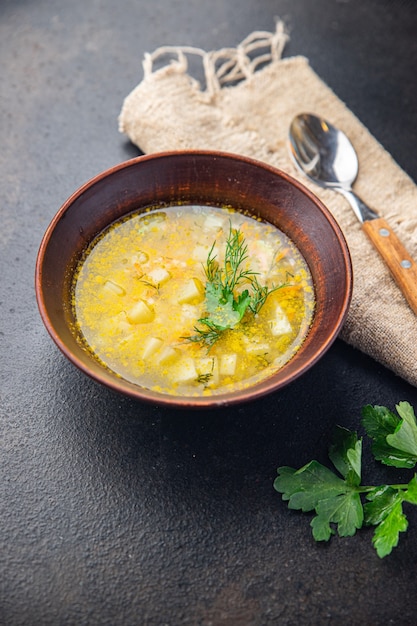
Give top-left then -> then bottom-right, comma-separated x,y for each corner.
35,150 -> 353,409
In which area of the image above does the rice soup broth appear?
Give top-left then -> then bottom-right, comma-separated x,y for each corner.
73,205 -> 315,396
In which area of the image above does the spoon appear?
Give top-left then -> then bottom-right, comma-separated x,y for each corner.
289,112 -> 417,315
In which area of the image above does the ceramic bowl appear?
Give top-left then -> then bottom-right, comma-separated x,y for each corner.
35,151 -> 352,408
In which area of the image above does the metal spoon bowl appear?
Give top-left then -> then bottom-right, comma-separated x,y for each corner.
289,113 -> 378,222
290,113 -> 357,184
289,112 -> 417,315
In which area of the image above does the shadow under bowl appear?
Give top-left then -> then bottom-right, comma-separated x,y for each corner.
35,151 -> 352,408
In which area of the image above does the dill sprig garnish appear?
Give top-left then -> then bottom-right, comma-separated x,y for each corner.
185,222 -> 286,348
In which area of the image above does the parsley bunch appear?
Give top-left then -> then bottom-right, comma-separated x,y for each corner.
274,401 -> 417,558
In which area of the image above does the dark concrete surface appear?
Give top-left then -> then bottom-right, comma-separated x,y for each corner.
1,1 -> 417,624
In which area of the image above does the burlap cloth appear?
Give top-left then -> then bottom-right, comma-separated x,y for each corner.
119,23 -> 417,387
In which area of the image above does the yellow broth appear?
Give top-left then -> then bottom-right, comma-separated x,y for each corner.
72,206 -> 315,396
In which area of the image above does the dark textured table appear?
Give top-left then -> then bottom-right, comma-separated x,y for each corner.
2,1 -> 417,624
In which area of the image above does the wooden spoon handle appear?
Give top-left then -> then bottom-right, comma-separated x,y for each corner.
362,217 -> 417,315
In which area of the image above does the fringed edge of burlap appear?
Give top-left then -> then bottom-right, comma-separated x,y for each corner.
122,20 -> 289,112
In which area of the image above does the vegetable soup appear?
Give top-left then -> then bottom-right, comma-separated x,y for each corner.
72,205 -> 315,396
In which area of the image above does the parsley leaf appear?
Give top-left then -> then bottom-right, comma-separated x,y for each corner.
363,485 -> 400,525
362,402 -> 417,468
310,514 -> 334,541
371,497 -> 408,558
205,282 -> 241,329
315,491 -> 363,537
403,474 -> 417,504
274,461 -> 348,512
328,426 -> 362,485
365,475 -> 417,557
274,431 -> 364,540
386,402 -> 417,458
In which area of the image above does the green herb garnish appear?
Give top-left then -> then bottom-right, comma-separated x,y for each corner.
186,223 -> 285,348
274,401 -> 417,558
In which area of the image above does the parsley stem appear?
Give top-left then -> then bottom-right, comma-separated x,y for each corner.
358,484 -> 410,493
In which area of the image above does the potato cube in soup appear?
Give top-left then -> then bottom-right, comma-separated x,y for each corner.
103,280 -> 126,296
177,278 -> 205,304
155,346 -> 179,365
127,299 -> 155,324
196,356 -> 219,385
243,338 -> 271,355
192,243 -> 219,263
204,213 -> 225,231
220,353 -> 237,376
141,336 -> 163,359
192,244 -> 210,263
145,268 -> 171,286
269,305 -> 292,335
172,357 -> 198,383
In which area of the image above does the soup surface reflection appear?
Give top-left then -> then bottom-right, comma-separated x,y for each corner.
73,205 -> 315,396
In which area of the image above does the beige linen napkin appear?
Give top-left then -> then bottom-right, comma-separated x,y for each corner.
119,23 -> 417,387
